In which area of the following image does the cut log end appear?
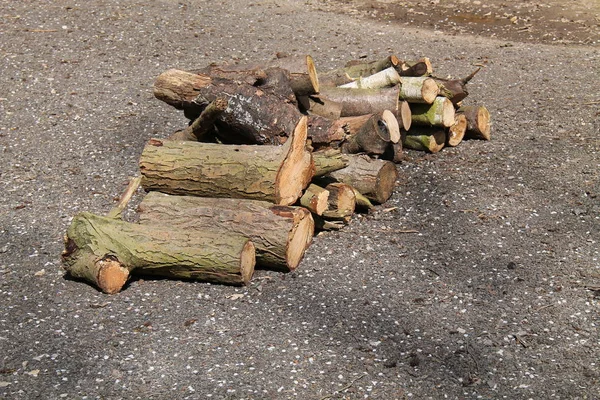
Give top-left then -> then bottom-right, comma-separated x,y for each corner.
447,114 -> 467,147
306,55 -> 320,94
240,241 -> 256,284
376,161 -> 399,203
381,110 -> 401,144
276,116 -> 314,205
97,257 -> 130,294
399,101 -> 412,131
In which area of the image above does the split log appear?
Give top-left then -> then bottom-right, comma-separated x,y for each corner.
398,77 -> 439,104
318,86 -> 401,118
325,183 -> 356,217
402,128 -> 446,153
446,113 -> 467,147
325,155 -> 399,204
312,149 -> 350,177
339,67 -> 402,89
434,68 -> 480,105
297,95 -> 343,120
299,184 -> 330,216
169,97 -> 228,141
410,97 -> 455,128
458,105 -> 491,140
341,110 -> 400,156
140,117 -> 313,206
138,193 -> 314,272
62,212 -> 256,293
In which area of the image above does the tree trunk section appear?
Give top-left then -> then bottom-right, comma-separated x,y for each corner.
402,128 -> 446,153
410,97 -> 455,128
153,69 -> 211,115
307,115 -> 347,149
319,55 -> 400,88
312,149 -> 350,177
326,155 -> 398,204
62,212 -> 255,293
325,183 -> 356,216
140,117 -> 313,206
434,68 -> 480,106
169,97 -> 228,141
297,95 -> 343,120
267,55 -> 320,96
341,110 -> 399,156
138,193 -> 314,272
458,105 -> 491,140
339,67 -> 402,89
399,77 -> 439,104
318,86 -> 401,118
446,113 -> 467,147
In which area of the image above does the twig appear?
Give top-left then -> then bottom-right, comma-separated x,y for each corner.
106,175 -> 142,219
319,373 -> 368,400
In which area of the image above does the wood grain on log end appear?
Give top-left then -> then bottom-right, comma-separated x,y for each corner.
97,257 -> 130,294
447,114 -> 467,147
153,69 -> 211,109
239,241 -> 256,284
281,207 -> 314,270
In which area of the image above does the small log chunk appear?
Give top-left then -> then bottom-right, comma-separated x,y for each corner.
410,97 -> 455,128
458,105 -> 491,140
402,128 -> 446,153
326,155 -> 399,204
319,55 -> 400,87
140,117 -> 313,206
446,113 -> 467,147
325,183 -> 356,217
318,86 -> 401,117
62,212 -> 255,293
341,110 -> 399,156
297,94 -> 343,120
339,67 -> 402,89
169,97 -> 228,141
396,61 -> 430,77
398,77 -> 439,104
351,186 -> 375,211
382,141 -> 404,164
312,149 -> 350,177
138,193 -> 314,272
299,184 -> 330,216
398,101 -> 412,131
434,68 -> 480,106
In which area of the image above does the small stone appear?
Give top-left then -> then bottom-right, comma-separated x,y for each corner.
507,262 -> 517,270
34,269 -> 46,277
0,382 -> 11,387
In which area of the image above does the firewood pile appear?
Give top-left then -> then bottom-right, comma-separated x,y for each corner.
61,54 -> 491,294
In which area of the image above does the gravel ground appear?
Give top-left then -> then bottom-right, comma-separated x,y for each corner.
1,1 -> 599,399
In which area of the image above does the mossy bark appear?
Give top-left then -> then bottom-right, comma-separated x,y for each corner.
62,212 -> 255,293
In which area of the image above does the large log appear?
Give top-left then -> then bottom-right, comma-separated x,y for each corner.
297,94 -> 343,120
458,105 -> 491,140
325,155 -> 399,204
140,117 -> 313,206
62,212 -> 256,294
138,193 -> 314,272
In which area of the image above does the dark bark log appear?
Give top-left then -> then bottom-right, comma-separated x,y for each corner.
458,105 -> 491,140
169,97 -> 228,141
341,111 -> 399,156
433,68 -> 480,105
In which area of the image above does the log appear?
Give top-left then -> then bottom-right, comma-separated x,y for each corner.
312,149 -> 350,177
319,55 -> 400,87
341,110 -> 399,156
325,183 -> 356,217
434,68 -> 480,106
168,97 -> 228,141
140,116 -> 313,206
326,155 -> 398,204
339,67 -> 402,89
396,61 -> 430,77
267,54 -> 319,96
62,212 -> 256,293
351,187 -> 375,210
318,86 -> 401,118
410,97 -> 455,128
398,77 -> 439,104
153,69 -> 211,115
306,115 -> 347,148
297,94 -> 343,120
382,141 -> 404,164
192,63 -> 268,85
190,77 -> 303,145
299,184 -> 330,216
458,105 -> 491,140
446,113 -> 467,147
402,128 -> 446,153
138,193 -> 314,272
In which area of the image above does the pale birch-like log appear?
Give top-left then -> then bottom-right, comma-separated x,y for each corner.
398,77 -> 439,104
339,67 -> 402,89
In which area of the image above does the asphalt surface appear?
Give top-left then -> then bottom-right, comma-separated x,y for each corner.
1,1 -> 599,399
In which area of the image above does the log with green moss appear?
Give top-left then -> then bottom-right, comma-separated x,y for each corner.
62,212 -> 256,294
410,97 -> 455,128
299,184 -> 330,216
140,117 -> 313,206
138,193 -> 314,272
402,128 -> 446,153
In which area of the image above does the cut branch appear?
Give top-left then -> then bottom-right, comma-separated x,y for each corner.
410,97 -> 455,128
458,105 -> 491,140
